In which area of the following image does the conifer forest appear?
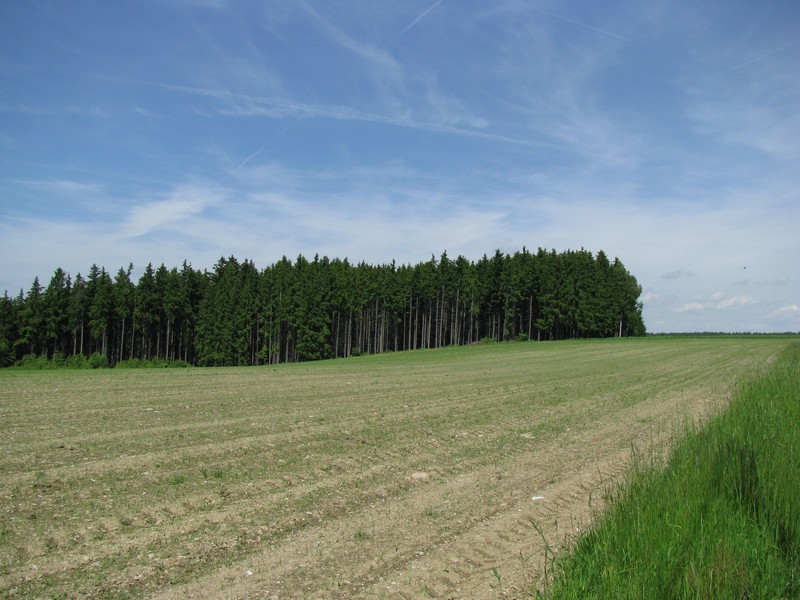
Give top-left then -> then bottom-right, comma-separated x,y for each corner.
0,248 -> 645,367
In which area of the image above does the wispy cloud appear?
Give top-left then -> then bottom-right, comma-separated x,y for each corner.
529,6 -> 629,42
682,18 -> 800,162
156,82 -> 542,148
662,269 -> 693,280
676,294 -> 758,312
212,122 -> 299,188
676,302 -> 705,313
163,0 -> 227,9
65,106 -> 113,118
297,1 -> 402,80
473,8 -> 640,167
717,295 -> 758,309
766,278 -> 791,286
771,305 -> 799,317
121,184 -> 224,239
13,179 -> 106,195
720,37 -> 800,76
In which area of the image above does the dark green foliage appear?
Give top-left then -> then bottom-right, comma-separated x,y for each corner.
16,354 -> 52,369
14,277 -> 45,357
87,352 -> 110,369
1,248 -> 645,368
0,292 -> 19,367
116,358 -> 192,368
63,354 -> 90,369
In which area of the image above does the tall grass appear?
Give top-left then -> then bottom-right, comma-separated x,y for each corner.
545,342 -> 800,599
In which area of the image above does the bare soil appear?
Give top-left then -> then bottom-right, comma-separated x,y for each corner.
0,338 -> 785,598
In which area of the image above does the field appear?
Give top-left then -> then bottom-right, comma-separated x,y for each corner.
0,337 -> 789,598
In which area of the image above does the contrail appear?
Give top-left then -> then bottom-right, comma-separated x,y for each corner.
531,7 -> 628,42
721,37 -> 800,75
214,120 -> 298,188
400,0 -> 445,36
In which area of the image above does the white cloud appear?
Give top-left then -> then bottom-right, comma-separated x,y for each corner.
677,302 -> 706,313
641,292 -> 659,303
121,184 -> 225,239
15,179 -> 106,196
771,305 -> 800,317
716,295 -> 758,309
675,294 -> 759,313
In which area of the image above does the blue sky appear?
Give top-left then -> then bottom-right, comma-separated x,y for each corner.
1,0 -> 798,333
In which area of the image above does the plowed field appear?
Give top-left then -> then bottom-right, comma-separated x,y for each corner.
0,337 -> 787,598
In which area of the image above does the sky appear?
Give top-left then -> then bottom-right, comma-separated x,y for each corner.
1,0 -> 798,333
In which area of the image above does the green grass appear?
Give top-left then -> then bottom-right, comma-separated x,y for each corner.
544,342 -> 800,599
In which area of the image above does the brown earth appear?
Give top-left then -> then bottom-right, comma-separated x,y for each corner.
0,338 -> 785,599
154,386 -> 702,599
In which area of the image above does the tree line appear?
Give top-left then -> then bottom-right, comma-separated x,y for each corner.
0,247 -> 645,367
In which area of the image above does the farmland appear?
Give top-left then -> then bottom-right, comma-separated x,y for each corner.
0,337 -> 789,598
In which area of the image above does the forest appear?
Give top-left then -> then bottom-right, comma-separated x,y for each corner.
0,247 -> 645,367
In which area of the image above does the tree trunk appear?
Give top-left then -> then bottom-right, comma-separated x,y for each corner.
119,316 -> 126,363
528,295 -> 533,339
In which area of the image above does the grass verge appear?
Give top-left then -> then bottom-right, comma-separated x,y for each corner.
544,342 -> 800,599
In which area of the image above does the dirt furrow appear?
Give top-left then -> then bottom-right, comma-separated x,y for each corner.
149,383 -> 713,599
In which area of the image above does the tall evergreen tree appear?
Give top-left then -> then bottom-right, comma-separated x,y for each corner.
43,268 -> 71,357
68,274 -> 88,356
135,263 -> 158,360
114,265 -> 135,363
15,277 -> 45,357
87,265 -> 114,358
0,291 -> 20,366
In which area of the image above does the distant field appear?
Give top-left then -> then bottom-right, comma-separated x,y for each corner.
0,337 -> 789,598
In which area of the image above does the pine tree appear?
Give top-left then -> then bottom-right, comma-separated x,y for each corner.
87,265 -> 114,359
0,291 -> 20,366
135,264 -> 158,360
114,265 -> 135,363
43,268 -> 71,357
15,277 -> 45,357
68,274 -> 88,357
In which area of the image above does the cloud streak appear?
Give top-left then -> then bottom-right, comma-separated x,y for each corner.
297,1 -> 402,79
720,37 -> 800,75
155,82 -> 555,149
529,6 -> 629,42
399,0 -> 445,36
